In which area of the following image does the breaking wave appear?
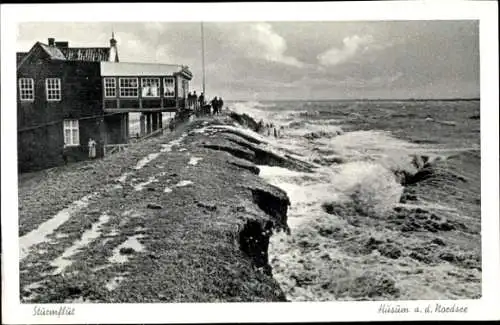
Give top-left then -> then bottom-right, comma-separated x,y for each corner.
231,99 -> 481,301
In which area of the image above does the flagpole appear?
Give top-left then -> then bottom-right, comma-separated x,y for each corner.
201,21 -> 206,96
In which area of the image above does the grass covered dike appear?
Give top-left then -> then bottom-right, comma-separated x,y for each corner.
19,114 -> 306,303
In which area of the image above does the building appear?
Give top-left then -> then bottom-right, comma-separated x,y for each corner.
17,34 -> 192,173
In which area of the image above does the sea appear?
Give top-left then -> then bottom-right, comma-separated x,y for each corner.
228,99 -> 481,301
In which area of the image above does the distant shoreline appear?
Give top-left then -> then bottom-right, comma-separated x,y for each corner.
227,98 -> 480,102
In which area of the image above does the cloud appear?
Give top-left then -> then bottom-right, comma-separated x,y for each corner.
317,34 -> 376,66
143,22 -> 168,33
16,21 -> 479,100
230,23 -> 304,68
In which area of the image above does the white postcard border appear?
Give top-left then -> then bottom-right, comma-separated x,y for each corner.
2,1 -> 499,323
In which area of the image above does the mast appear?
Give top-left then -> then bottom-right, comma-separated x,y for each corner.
201,21 -> 206,95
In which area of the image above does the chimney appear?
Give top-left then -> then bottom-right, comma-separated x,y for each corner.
55,41 -> 69,49
110,32 -> 117,47
108,31 -> 119,62
48,38 -> 55,46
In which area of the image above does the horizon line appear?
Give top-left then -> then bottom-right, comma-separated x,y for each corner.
225,97 -> 480,102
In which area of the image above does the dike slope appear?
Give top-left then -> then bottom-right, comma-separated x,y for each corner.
18,114 -> 301,303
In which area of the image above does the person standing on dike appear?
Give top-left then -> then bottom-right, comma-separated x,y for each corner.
218,96 -> 224,114
210,96 -> 218,115
193,91 -> 198,111
199,92 -> 205,110
187,91 -> 193,109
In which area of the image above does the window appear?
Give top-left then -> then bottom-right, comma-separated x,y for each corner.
164,77 -> 175,97
119,78 -> 138,97
19,78 -> 34,101
141,78 -> 160,97
104,78 -> 116,97
46,78 -> 61,101
63,120 -> 79,146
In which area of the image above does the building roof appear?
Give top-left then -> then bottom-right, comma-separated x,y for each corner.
60,47 -> 111,62
16,37 -> 191,79
16,52 -> 28,65
100,62 -> 187,77
39,43 -> 66,60
17,38 -> 118,70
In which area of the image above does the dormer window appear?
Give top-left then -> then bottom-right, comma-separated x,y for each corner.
46,78 -> 61,101
19,78 -> 34,101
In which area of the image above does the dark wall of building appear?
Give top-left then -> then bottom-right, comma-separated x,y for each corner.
17,59 -> 105,172
63,117 -> 105,163
104,113 -> 127,144
18,122 -> 64,172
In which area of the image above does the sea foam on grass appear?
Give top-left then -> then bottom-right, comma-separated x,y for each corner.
50,213 -> 111,275
19,193 -> 97,260
109,235 -> 145,264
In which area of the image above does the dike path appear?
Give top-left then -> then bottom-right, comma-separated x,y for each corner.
18,114 -> 313,303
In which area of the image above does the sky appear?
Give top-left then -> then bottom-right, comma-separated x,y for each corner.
16,21 -> 479,101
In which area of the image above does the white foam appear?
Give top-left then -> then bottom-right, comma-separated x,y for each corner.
134,153 -> 161,170
206,124 -> 267,144
188,157 -> 203,166
164,187 -> 173,193
175,180 -> 193,187
160,135 -> 186,153
116,172 -> 132,183
51,213 -> 111,275
133,172 -> 168,191
231,101 -> 277,123
108,235 -> 145,264
323,130 -> 423,160
25,281 -> 43,290
258,165 -> 306,178
433,120 -> 457,126
257,165 -> 334,228
105,276 -> 125,291
92,265 -> 109,272
332,161 -> 403,215
19,193 -> 97,260
286,123 -> 344,138
21,281 -> 45,302
133,176 -> 158,191
190,128 -> 208,134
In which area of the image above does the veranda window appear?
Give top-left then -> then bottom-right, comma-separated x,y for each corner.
104,78 -> 116,97
164,77 -> 175,97
141,78 -> 160,97
119,78 -> 138,98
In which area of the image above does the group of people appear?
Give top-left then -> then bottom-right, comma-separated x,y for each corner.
187,91 -> 204,111
209,96 -> 224,115
186,90 -> 224,116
